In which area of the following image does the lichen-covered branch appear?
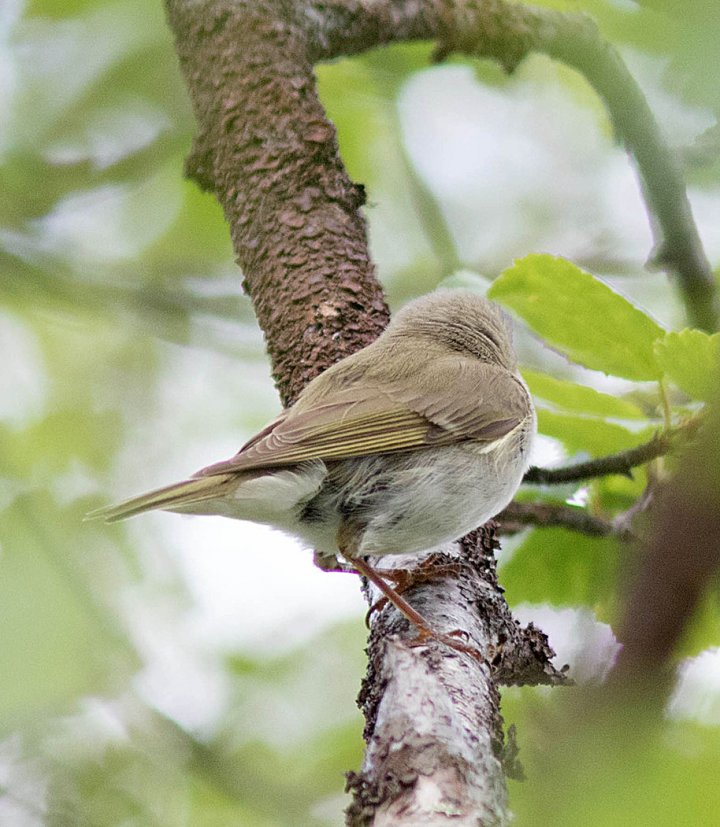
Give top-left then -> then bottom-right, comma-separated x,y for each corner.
347,527 -> 568,826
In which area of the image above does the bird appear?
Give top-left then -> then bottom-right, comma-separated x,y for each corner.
88,290 -> 535,653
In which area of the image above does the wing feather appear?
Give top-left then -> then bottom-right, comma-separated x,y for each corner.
197,357 -> 530,477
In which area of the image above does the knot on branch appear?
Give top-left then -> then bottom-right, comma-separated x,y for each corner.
185,139 -> 216,192
495,622 -> 572,687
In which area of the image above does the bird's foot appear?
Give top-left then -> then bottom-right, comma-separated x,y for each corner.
313,551 -> 356,573
346,554 -> 483,662
364,555 -> 465,625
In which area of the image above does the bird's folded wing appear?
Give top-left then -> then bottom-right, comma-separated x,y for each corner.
196,358 -> 529,476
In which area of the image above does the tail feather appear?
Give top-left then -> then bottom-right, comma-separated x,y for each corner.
85,474 -> 233,523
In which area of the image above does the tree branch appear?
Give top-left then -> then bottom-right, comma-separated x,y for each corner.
523,417 -> 701,485
347,527 -> 569,825
496,501 -> 630,540
611,397 -> 720,688
306,0 -> 718,331
165,0 -> 390,406
163,0 -> 705,820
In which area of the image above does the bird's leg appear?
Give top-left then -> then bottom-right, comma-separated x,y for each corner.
313,551 -> 431,583
348,555 -> 483,660
339,547 -> 483,662
364,554 -> 466,622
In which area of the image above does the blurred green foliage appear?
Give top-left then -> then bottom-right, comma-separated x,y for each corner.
2,0 -> 720,824
655,329 -> 720,402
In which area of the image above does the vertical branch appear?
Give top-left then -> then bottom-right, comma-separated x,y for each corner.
164,0 -> 389,405
346,528 -> 567,826
611,400 -> 720,686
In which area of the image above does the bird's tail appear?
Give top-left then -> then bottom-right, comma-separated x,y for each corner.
84,473 -> 234,523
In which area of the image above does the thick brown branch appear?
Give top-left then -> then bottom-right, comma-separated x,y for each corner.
165,0 -> 389,405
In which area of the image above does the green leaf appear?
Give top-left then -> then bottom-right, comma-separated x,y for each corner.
500,527 -> 621,609
654,329 -> 720,401
523,368 -> 646,419
537,409 -> 651,457
489,254 -> 665,380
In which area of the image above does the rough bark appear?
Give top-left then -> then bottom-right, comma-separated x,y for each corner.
347,527 -> 567,826
165,0 -> 389,405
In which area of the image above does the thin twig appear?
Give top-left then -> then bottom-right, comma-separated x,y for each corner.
611,470 -> 658,539
496,500 -> 632,540
524,417 -> 701,485
532,14 -> 719,332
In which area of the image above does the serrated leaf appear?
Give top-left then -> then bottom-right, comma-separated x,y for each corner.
489,254 -> 665,380
537,409 -> 651,457
523,368 -> 646,419
654,329 -> 720,401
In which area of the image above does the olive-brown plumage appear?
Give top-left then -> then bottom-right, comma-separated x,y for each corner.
88,291 -> 535,565
88,290 -> 534,653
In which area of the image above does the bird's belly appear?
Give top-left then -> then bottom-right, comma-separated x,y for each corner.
358,463 -> 515,555
314,429 -> 531,557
